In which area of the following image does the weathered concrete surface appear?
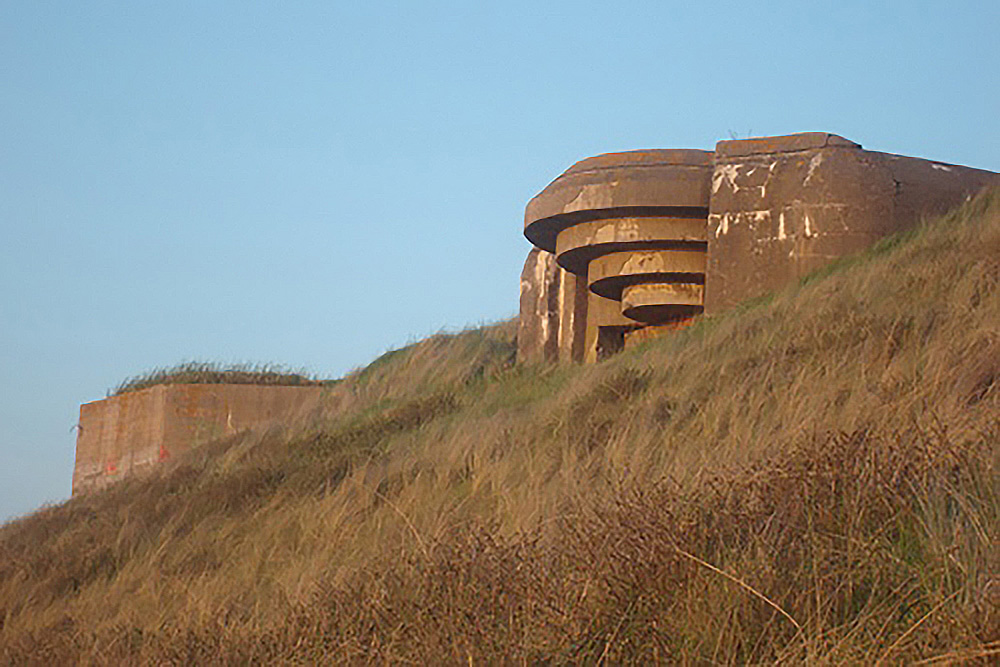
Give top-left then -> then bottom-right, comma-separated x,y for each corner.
554,216 -> 707,274
73,384 -> 323,494
706,132 -> 999,312
521,149 -> 713,363
588,249 -> 707,299
524,149 -> 713,252
517,248 -> 561,364
517,248 -> 589,363
621,283 -> 703,324
520,132 -> 997,362
623,318 -> 696,350
584,291 -> 642,362
558,270 -> 589,363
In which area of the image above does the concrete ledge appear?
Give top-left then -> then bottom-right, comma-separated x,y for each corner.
562,148 -> 713,175
588,250 -> 707,300
621,283 -> 703,324
524,149 -> 713,252
554,216 -> 707,275
715,132 -> 861,158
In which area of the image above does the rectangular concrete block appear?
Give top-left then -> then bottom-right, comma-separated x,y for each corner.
72,384 -> 324,494
705,134 -> 999,313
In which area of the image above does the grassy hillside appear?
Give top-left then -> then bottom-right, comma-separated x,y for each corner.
1,190 -> 998,664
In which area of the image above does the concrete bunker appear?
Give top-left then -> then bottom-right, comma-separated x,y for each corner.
73,383 -> 323,494
521,149 -> 714,363
519,132 -> 998,364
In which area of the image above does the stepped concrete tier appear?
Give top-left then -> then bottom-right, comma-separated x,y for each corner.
519,132 -> 999,364
72,384 -> 324,495
521,149 -> 715,362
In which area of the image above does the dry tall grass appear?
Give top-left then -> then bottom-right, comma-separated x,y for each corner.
109,362 -> 321,397
1,191 -> 998,664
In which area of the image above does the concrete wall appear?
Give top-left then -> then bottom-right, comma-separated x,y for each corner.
517,247 -> 590,364
705,133 -> 999,312
73,384 -> 324,494
519,132 -> 999,363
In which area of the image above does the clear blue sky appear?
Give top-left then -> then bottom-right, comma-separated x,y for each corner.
2,1 -> 998,522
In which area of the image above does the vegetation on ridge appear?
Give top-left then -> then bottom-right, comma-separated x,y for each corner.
108,361 -> 322,397
1,191 -> 998,663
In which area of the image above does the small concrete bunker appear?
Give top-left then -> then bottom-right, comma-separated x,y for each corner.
73,384 -> 323,494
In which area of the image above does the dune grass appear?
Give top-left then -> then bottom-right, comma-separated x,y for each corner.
109,361 -> 322,397
1,190 -> 998,663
